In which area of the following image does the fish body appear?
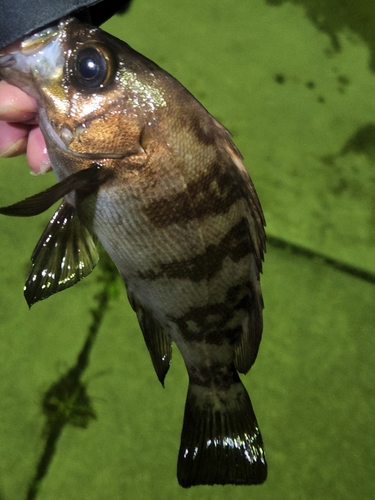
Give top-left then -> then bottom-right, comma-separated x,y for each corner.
0,19 -> 267,486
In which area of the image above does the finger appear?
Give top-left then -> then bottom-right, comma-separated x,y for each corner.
0,80 -> 37,122
0,120 -> 28,157
26,126 -> 51,174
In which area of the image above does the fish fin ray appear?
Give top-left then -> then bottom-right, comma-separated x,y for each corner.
24,201 -> 99,307
0,163 -> 112,217
177,376 -> 267,487
127,290 -> 172,385
223,138 -> 266,261
234,259 -> 264,374
234,322 -> 259,374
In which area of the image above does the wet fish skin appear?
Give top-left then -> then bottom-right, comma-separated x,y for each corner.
0,19 -> 267,486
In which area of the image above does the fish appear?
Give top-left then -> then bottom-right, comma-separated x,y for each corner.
0,18 -> 267,487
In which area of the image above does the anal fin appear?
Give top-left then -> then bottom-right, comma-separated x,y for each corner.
127,289 -> 172,385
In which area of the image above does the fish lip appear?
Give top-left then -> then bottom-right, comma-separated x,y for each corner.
18,19 -> 75,56
20,24 -> 60,55
0,20 -> 63,60
0,54 -> 15,66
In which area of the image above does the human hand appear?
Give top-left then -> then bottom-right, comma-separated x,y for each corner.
0,80 -> 51,174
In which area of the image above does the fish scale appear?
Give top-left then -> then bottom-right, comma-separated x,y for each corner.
0,17 -> 267,487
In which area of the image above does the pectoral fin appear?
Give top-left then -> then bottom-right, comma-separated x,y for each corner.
25,201 -> 99,307
0,163 -> 112,306
0,163 -> 111,217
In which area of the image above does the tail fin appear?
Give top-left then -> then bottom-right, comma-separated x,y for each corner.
177,378 -> 267,487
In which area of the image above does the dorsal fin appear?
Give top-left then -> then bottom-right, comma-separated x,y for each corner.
234,260 -> 264,374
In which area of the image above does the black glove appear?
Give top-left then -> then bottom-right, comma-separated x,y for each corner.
0,0 -> 132,49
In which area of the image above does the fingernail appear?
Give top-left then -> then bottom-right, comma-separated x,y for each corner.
0,138 -> 26,157
0,104 -> 14,115
30,160 -> 52,175
0,104 -> 35,122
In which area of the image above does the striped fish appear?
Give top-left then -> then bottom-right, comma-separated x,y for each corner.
0,18 -> 267,486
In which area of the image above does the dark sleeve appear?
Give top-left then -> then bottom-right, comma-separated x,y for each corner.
0,0 -> 132,49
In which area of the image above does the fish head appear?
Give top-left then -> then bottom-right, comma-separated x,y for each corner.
0,18 -> 167,170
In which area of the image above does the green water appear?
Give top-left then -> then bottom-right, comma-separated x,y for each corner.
0,0 -> 374,498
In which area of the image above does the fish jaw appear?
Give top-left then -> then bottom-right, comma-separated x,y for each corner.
0,22 -> 64,100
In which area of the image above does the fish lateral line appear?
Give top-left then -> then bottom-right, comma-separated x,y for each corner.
0,163 -> 112,217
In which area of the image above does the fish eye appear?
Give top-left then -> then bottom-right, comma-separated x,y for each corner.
73,44 -> 116,89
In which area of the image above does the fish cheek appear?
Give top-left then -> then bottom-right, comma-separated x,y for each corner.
69,113 -> 145,156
